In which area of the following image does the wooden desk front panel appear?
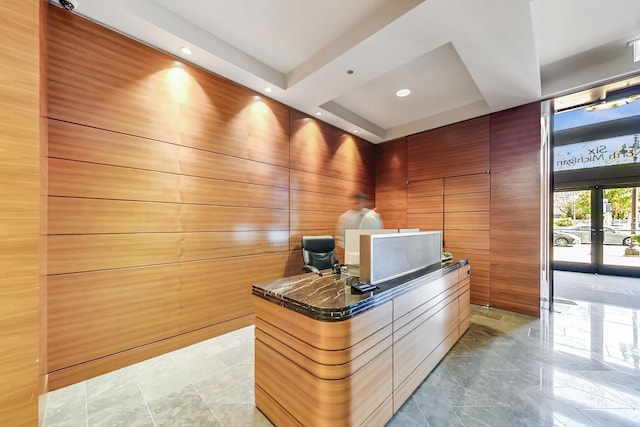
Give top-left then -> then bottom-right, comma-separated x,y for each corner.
459,274 -> 472,334
253,297 -> 392,351
392,265 -> 471,412
393,294 -> 459,389
254,264 -> 470,426
255,342 -> 393,427
254,298 -> 394,426
393,270 -> 458,324
254,320 -> 393,379
393,328 -> 460,413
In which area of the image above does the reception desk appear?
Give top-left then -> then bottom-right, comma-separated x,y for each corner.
252,259 -> 470,426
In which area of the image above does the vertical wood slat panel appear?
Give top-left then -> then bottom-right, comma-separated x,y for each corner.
290,210 -> 343,232
407,213 -> 443,231
406,179 -> 444,231
177,70 -> 291,165
375,138 -> 407,229
444,230 -> 490,251
444,211 -> 490,230
375,105 -> 541,315
48,158 -> 290,209
290,190 -> 349,213
446,249 -> 490,305
490,103 -> 541,315
48,197 -> 289,234
0,0 -> 41,424
247,97 -> 291,167
375,194 -> 407,230
47,253 -> 289,372
444,193 -> 490,213
407,196 -> 444,214
380,116 -> 496,310
47,6 -> 182,144
47,315 -> 254,392
289,111 -> 376,268
48,119 -> 290,189
407,117 -> 490,181
289,186 -> 347,267
442,174 -> 490,305
444,173 -> 490,195
290,169 -> 374,197
289,110 -> 375,185
40,2 -> 50,397
408,179 -> 443,198
48,232 -> 290,275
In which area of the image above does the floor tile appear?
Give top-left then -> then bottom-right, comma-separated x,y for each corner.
41,272 -> 640,427
42,382 -> 87,427
579,407 -> 640,426
147,384 -> 221,427
88,403 -> 154,427
207,402 -> 273,427
193,361 -> 255,405
390,396 -> 427,426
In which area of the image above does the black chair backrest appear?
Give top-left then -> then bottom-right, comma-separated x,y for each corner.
301,235 -> 339,271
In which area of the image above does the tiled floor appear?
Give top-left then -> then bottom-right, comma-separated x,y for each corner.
42,272 -> 640,426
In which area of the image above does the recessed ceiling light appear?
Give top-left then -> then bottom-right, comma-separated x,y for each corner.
264,86 -> 272,93
396,89 -> 411,97
315,111 -> 322,116
353,129 -> 359,133
180,46 -> 192,56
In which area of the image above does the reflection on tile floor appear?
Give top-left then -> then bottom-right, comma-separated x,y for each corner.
42,272 -> 640,426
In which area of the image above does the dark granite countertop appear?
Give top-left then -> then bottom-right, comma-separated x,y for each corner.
252,258 -> 468,321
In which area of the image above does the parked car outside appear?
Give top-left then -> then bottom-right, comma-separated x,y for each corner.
557,225 -> 632,245
553,231 -> 581,247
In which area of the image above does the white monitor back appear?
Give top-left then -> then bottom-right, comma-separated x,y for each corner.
344,229 -> 398,265
360,231 -> 442,284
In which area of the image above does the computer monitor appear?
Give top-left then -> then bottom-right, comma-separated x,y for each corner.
344,228 -> 398,265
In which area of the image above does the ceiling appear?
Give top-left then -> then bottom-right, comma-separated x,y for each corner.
60,0 -> 640,143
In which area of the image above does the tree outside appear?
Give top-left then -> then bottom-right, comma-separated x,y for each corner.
554,188 -> 639,232
603,188 -> 633,220
554,190 -> 590,224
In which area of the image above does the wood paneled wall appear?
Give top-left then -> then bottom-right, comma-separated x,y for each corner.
375,138 -> 407,229
407,179 -> 444,231
289,110 -> 375,266
406,117 -> 491,305
377,109 -> 541,315
407,117 -> 490,180
45,5 -> 374,390
39,0 -> 49,403
0,0 -> 42,425
490,103 -> 541,316
444,174 -> 491,304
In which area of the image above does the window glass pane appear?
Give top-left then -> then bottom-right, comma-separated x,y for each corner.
602,187 -> 640,268
555,100 -> 640,131
554,134 -> 640,172
553,190 -> 591,264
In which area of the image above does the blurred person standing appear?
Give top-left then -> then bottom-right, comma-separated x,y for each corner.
335,191 -> 384,251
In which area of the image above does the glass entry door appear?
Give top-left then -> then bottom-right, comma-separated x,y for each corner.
553,186 -> 640,277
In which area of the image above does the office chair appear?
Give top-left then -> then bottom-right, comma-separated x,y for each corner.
301,235 -> 340,276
